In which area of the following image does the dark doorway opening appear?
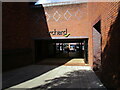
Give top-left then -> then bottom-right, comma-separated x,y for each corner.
93,19 -> 101,70
93,20 -> 101,34
34,39 -> 88,64
52,42 -> 84,58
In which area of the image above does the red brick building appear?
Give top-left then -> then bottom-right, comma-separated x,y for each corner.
2,1 -> 120,88
88,2 -> 120,88
33,2 -> 91,64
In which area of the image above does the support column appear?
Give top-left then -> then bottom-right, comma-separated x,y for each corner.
62,43 -> 63,52
79,41 -> 82,57
84,39 -> 88,64
53,43 -> 56,56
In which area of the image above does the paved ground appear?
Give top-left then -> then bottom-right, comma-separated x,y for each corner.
3,65 -> 59,89
55,52 -> 83,58
3,58 -> 106,90
37,58 -> 88,66
64,58 -> 88,66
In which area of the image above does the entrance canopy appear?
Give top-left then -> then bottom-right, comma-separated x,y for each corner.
33,36 -> 88,43
52,36 -> 88,39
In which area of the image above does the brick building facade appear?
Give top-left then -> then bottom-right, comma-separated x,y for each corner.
88,2 -> 120,88
2,1 -> 120,88
39,2 -> 93,65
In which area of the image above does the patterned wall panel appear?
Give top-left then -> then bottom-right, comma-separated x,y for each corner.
44,3 -> 87,22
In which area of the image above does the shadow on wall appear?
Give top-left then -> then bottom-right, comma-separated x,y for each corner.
29,3 -> 52,62
2,3 -> 51,72
101,6 -> 120,89
29,3 -> 51,38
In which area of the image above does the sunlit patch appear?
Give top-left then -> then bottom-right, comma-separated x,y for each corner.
99,84 -> 103,87
7,65 -> 91,89
64,58 -> 89,66
6,58 -> 105,89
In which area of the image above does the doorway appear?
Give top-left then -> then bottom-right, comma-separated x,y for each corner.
93,20 -> 101,69
53,42 -> 84,58
34,39 -> 88,64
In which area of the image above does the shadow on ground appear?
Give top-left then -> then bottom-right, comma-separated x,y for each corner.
2,65 -> 59,89
3,57 -> 86,89
2,58 -> 80,89
31,70 -> 106,90
36,58 -> 73,65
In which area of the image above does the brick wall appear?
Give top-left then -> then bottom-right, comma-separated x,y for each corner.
2,3 -> 52,71
29,4 -> 51,39
88,2 -> 120,88
88,2 -> 119,51
2,3 -> 33,71
44,3 -> 89,37
2,2 -> 94,70
43,3 -> 94,66
3,3 -> 120,88
2,3 -> 31,49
